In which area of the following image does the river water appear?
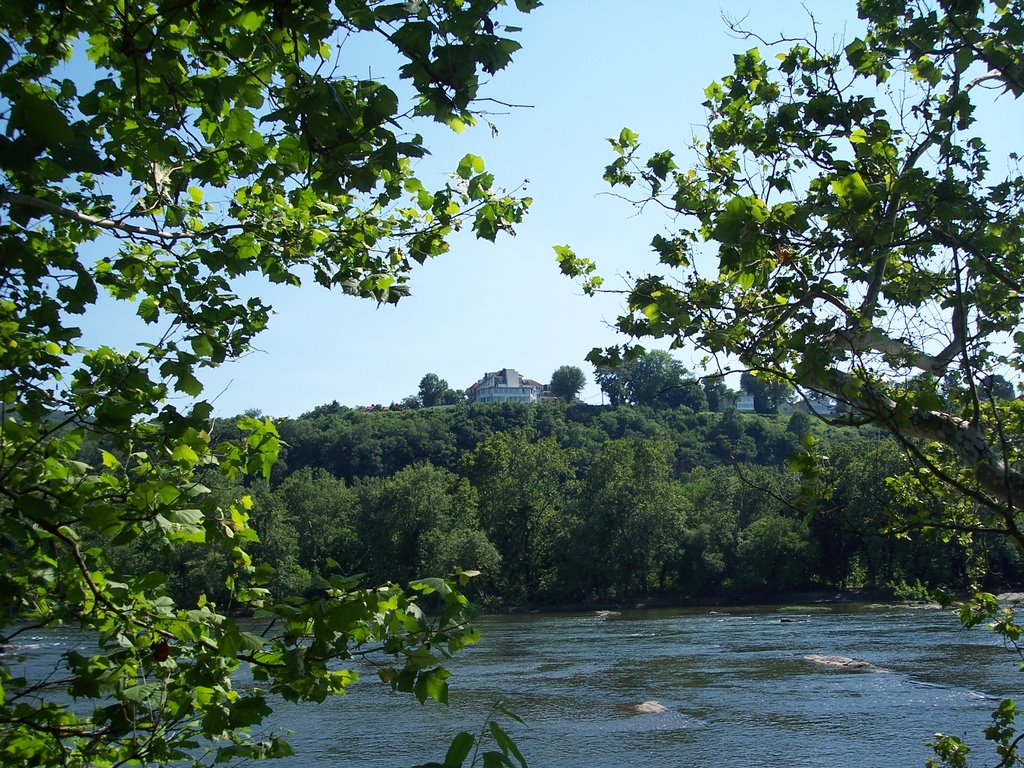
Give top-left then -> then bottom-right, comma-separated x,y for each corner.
9,605 -> 1022,767
267,604 -> 1022,768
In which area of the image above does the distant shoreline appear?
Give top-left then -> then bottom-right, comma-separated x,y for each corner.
488,588 -> 1024,616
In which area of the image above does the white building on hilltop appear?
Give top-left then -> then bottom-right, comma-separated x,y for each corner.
467,368 -> 544,404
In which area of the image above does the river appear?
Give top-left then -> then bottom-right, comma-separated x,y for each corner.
8,604 -> 1021,767
268,604 -> 1021,768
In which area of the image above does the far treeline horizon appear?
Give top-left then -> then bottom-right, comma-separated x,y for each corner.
143,394 -> 1019,610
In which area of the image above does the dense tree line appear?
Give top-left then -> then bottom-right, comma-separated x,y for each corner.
128,401 -> 1022,608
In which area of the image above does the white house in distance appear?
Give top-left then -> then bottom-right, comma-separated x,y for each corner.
734,383 -> 836,415
735,391 -> 756,412
467,368 -> 545,404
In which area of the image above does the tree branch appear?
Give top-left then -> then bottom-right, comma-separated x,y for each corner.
821,368 -> 1024,515
833,327 -> 961,376
0,190 -> 243,242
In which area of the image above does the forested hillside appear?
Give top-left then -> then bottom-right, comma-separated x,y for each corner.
111,400 -> 1022,608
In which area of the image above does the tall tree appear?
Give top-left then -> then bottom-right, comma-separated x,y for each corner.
979,374 -> 1016,401
594,350 -> 707,410
419,373 -> 451,408
702,375 -> 733,412
623,350 -> 688,406
275,467 -> 359,576
549,364 -> 587,402
567,439 -> 685,597
734,515 -> 816,592
0,1 -> 536,765
461,430 -> 575,601
558,1 -> 1024,762
355,463 -> 494,586
594,364 -> 628,406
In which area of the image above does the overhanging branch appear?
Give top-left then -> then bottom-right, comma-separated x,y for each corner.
836,327 -> 962,376
820,368 -> 1024,514
0,190 -> 243,242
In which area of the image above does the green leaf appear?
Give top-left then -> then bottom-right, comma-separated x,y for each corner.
174,371 -> 204,397
414,667 -> 450,704
170,444 -> 199,464
375,4 -> 412,23
481,752 -> 512,768
489,720 -> 526,767
10,93 -> 75,148
122,683 -> 162,705
391,21 -> 433,59
831,172 -> 872,210
456,153 -> 484,179
444,731 -> 474,768
190,334 -> 214,357
618,127 -> 639,147
236,10 -> 264,31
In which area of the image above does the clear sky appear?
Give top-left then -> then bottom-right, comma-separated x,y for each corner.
89,2 -> 866,417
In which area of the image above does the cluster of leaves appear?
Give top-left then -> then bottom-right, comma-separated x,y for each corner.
417,701 -> 527,768
547,365 -> 586,402
276,395 -> 797,483
0,0 -> 538,765
592,350 -> 709,410
414,372 -> 466,408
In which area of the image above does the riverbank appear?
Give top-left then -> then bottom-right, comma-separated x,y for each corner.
492,587 -> 903,615
490,588 -> 1024,616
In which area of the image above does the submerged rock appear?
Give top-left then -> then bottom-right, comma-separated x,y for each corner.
803,654 -> 887,673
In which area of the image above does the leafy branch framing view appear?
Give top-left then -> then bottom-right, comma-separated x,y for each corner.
0,0 -> 536,765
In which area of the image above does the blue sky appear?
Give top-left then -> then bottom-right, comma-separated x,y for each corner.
98,1 -> 865,417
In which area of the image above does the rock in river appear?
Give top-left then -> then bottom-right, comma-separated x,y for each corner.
803,654 -> 887,673
636,700 -> 671,713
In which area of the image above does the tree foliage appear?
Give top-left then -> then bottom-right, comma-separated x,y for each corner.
548,365 -> 586,402
0,0 -> 537,764
264,399 -> 997,603
592,350 -> 706,410
568,439 -> 687,597
419,373 -> 451,408
461,430 -> 574,601
739,372 -> 793,415
702,375 -> 734,412
566,0 -> 1024,544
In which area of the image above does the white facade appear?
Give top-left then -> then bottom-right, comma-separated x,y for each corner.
468,368 -> 544,404
735,393 -> 756,412
805,395 -> 837,416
